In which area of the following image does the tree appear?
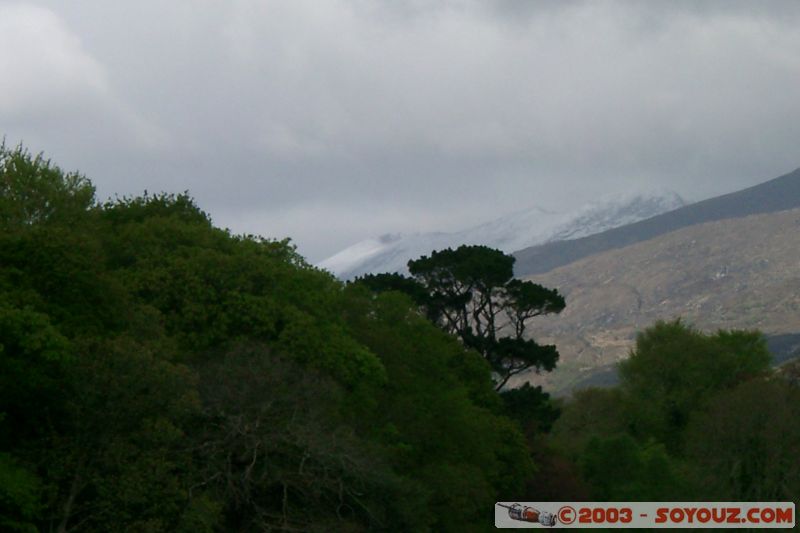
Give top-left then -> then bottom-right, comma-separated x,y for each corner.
546,320 -> 787,503
549,387 -> 632,459
41,336 -> 201,533
339,287 -> 533,531
685,378 -> 800,501
192,343 -> 397,532
0,143 -> 94,232
578,434 -> 684,501
357,245 -> 565,390
618,320 -> 771,452
0,452 -> 41,533
500,383 -> 560,435
1,143 -> 543,531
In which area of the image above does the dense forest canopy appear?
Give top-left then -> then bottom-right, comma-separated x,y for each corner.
1,144 -> 798,532
0,145 -> 540,532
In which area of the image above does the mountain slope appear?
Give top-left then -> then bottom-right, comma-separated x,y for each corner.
513,167 -> 800,277
319,190 -> 684,279
514,207 -> 800,393
554,332 -> 800,396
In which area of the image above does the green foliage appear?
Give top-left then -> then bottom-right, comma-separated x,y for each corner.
502,279 -> 565,338
192,344 -> 399,531
98,193 -> 387,387
356,245 -> 565,391
102,191 -> 211,227
579,434 -> 684,501
550,388 -> 630,457
352,272 -> 429,308
0,144 -> 531,531
0,225 -> 127,337
409,244 -> 514,296
0,143 -> 95,232
522,443 -> 591,502
619,319 -> 771,451
15,142 -> 795,529
549,319 -> 789,504
500,383 -> 560,434
341,288 -> 533,531
685,378 -> 800,501
0,302 -> 72,446
0,453 -> 41,533
40,336 -> 200,532
275,308 -> 386,387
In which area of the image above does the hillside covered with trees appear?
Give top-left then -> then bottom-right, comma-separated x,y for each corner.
1,145 -> 798,532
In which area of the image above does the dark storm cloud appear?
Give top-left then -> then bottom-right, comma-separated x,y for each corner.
2,1 -> 799,261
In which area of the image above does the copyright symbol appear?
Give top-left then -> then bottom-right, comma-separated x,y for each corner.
558,506 -> 576,525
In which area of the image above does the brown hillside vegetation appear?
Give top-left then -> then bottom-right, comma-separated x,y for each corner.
516,207 -> 800,393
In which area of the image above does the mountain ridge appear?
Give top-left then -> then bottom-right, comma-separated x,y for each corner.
319,189 -> 684,279
513,167 -> 800,277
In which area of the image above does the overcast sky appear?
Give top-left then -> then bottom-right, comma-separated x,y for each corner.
2,1 -> 799,261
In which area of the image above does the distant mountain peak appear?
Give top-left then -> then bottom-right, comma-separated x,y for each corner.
318,188 -> 685,279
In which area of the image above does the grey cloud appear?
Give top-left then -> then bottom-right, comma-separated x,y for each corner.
3,0 -> 800,261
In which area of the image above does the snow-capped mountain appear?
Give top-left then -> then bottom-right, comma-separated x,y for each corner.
318,189 -> 685,279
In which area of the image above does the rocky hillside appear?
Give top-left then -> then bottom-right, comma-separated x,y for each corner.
513,167 -> 800,277
516,207 -> 800,393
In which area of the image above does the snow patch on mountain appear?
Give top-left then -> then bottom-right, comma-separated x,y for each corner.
318,189 -> 685,279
